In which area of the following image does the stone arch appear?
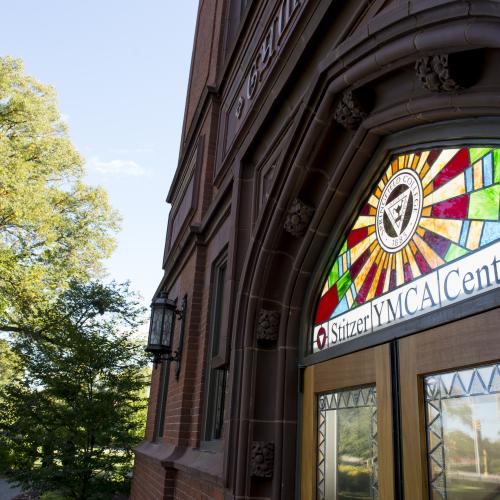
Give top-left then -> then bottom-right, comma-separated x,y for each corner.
225,5 -> 500,498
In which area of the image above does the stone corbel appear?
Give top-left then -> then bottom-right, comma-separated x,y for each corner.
250,441 -> 274,478
284,198 -> 314,237
256,309 -> 280,344
415,51 -> 481,93
333,89 -> 368,130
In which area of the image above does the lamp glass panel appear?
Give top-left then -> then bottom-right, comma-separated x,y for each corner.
149,304 -> 164,346
161,308 -> 175,348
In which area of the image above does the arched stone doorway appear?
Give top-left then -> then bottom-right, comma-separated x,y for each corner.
225,10 -> 500,497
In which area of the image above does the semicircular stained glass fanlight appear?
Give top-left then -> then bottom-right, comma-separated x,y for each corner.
313,146 -> 500,353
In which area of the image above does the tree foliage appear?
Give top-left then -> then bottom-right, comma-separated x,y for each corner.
0,338 -> 21,388
0,56 -> 148,500
0,56 -> 119,331
0,281 -> 149,499
0,339 -> 22,470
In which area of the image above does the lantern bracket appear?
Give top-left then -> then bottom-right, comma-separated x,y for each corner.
150,295 -> 187,381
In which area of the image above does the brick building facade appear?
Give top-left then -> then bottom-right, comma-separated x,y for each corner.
132,1 -> 500,498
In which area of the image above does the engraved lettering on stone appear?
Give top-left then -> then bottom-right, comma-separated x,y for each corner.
247,60 -> 259,99
241,0 -> 307,107
235,96 -> 245,119
260,25 -> 274,71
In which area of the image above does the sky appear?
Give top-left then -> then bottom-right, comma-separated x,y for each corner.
1,1 -> 199,326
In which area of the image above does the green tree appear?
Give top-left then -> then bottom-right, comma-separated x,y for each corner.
0,281 -> 149,499
0,56 -> 119,334
0,338 -> 21,388
0,339 -> 22,470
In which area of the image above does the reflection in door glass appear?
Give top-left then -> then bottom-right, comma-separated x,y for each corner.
425,363 -> 500,499
317,386 -> 378,500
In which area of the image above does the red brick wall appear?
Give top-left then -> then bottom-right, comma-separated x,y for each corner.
178,247 -> 208,448
131,454 -> 225,500
132,1 -> 230,497
144,362 -> 161,441
173,470 -> 224,500
181,0 -> 224,147
131,453 -> 173,499
160,250 -> 199,446
133,179 -> 229,498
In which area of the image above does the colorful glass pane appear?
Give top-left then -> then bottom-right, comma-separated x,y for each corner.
313,146 -> 500,352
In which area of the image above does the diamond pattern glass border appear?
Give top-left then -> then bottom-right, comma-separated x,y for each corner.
317,386 -> 378,500
424,363 -> 500,499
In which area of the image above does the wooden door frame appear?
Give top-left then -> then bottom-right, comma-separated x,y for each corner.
399,307 -> 500,500
300,344 -> 395,499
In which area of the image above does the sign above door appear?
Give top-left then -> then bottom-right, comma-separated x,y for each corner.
313,146 -> 500,354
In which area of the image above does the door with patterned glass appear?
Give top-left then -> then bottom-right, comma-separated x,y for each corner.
400,308 -> 500,500
301,344 -> 395,499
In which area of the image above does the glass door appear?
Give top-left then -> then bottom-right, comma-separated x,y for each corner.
400,308 -> 500,500
301,344 -> 395,499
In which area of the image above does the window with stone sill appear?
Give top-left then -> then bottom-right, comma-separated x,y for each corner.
225,0 -> 253,59
153,359 -> 169,441
201,253 -> 228,446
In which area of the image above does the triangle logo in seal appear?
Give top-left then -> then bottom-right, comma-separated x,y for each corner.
384,189 -> 410,236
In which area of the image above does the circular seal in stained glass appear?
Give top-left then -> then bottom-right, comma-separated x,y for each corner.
376,168 -> 423,253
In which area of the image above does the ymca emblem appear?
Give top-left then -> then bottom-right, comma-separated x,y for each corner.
376,169 -> 423,253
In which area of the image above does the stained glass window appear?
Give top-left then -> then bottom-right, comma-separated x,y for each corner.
313,146 -> 500,353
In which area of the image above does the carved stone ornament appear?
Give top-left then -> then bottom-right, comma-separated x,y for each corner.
415,54 -> 465,92
333,89 -> 368,130
284,198 -> 315,237
257,309 -> 280,343
250,441 -> 274,478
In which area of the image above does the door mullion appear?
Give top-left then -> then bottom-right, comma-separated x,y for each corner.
391,341 -> 404,499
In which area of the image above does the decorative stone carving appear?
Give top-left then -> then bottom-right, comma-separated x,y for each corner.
250,441 -> 274,478
416,50 -> 484,93
333,89 -> 368,130
235,96 -> 245,119
284,198 -> 314,237
415,54 -> 467,92
257,309 -> 280,343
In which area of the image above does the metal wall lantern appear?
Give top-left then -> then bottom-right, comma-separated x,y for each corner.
146,291 -> 187,378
